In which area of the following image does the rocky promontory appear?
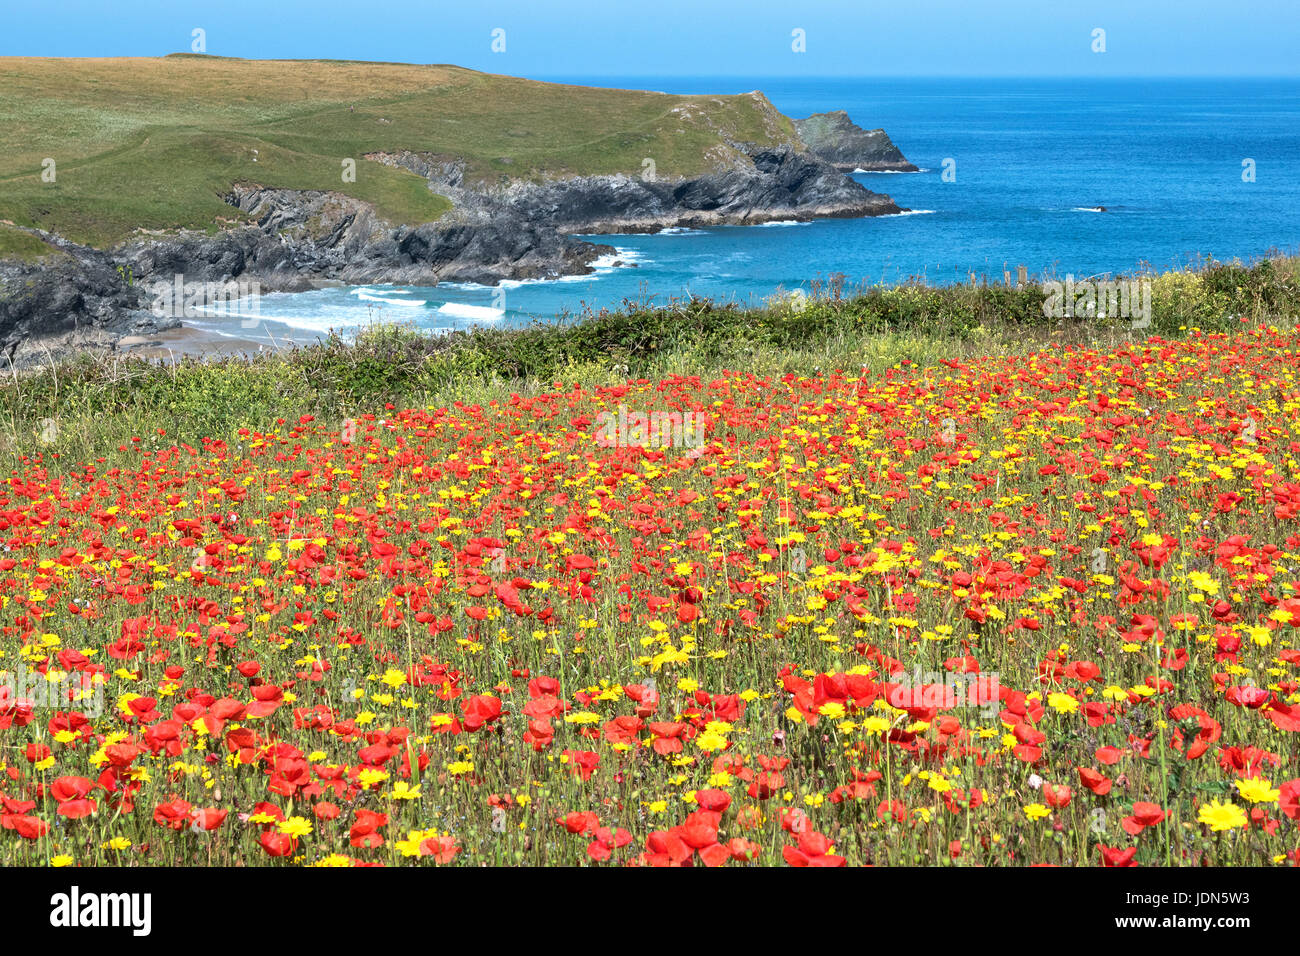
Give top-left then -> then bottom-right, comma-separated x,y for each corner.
368,143 -> 901,234
793,111 -> 918,172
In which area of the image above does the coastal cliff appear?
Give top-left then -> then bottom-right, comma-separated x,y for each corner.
0,57 -> 911,365
368,143 -> 900,234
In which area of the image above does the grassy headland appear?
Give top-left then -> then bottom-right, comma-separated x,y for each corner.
0,55 -> 798,247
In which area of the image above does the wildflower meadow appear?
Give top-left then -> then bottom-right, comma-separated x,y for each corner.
3,325 -> 1300,869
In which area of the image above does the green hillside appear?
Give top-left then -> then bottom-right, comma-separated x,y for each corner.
0,55 -> 799,248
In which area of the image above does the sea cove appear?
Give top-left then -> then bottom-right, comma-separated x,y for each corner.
231,76 -> 1300,345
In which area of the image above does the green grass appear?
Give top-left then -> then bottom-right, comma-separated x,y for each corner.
0,223 -> 64,262
0,55 -> 797,247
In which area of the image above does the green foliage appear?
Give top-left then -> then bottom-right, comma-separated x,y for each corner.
0,225 -> 62,262
2,257 -> 1297,469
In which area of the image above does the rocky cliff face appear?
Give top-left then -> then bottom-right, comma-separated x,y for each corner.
0,124 -> 907,364
792,111 -> 918,172
136,185 -> 610,289
369,142 -> 899,233
0,238 -> 173,367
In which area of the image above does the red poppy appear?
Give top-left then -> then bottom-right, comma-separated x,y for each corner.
258,830 -> 297,857
1098,844 -> 1138,867
1077,767 -> 1113,796
153,798 -> 193,830
1121,802 -> 1166,836
783,830 -> 846,867
460,694 -> 503,731
191,808 -> 228,831
1042,783 -> 1072,809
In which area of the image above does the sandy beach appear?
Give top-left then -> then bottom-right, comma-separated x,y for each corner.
114,322 -> 333,362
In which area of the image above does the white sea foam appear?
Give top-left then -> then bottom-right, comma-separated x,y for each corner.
350,286 -> 415,295
436,302 -> 505,321
881,209 -> 936,217
589,247 -> 646,269
444,248 -> 645,292
438,280 -> 495,292
353,291 -> 427,307
657,226 -> 706,235
754,220 -> 809,227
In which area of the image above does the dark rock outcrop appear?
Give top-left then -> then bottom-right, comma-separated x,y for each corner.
128,186 -> 610,289
0,201 -> 616,365
793,111 -> 917,172
370,143 -> 899,234
0,237 -> 176,367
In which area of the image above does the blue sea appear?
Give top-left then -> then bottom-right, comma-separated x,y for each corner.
199,77 -> 1300,342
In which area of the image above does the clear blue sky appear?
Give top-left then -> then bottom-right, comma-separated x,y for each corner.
3,0 -> 1297,76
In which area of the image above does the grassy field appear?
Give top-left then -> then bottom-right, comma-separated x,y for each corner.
0,55 -> 797,248
1,257 -> 1299,867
